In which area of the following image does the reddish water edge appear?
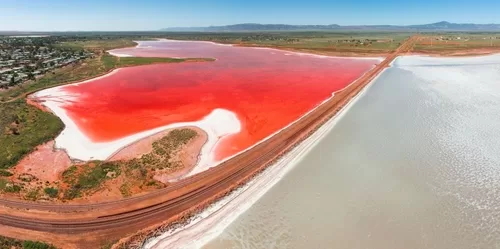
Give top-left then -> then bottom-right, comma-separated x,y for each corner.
60,40 -> 380,161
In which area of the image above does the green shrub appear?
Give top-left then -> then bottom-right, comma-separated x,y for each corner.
23,240 -> 56,249
0,169 -> 13,177
119,184 -> 130,197
5,183 -> 21,193
64,187 -> 81,200
0,101 -> 64,169
44,187 -> 59,198
25,188 -> 40,201
0,178 -> 8,190
62,165 -> 78,184
0,235 -> 22,248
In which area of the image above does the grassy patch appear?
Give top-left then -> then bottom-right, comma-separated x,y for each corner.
61,128 -> 197,200
0,169 -> 13,177
0,100 -> 64,169
63,162 -> 120,200
101,53 -> 119,71
56,39 -> 138,52
24,188 -> 40,201
44,187 -> 59,198
0,174 -> 21,193
0,236 -> 57,249
100,240 -> 118,249
0,178 -> 8,190
22,240 -> 57,249
0,235 -> 23,249
119,183 -> 131,197
162,32 -> 411,55
4,183 -> 21,193
414,33 -> 500,53
139,128 -> 197,169
61,165 -> 78,184
101,53 -> 214,70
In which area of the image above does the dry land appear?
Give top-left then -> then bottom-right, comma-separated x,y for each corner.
413,33 -> 500,55
162,32 -> 411,56
1,126 -> 206,203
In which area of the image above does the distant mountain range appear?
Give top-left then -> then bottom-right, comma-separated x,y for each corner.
161,21 -> 500,32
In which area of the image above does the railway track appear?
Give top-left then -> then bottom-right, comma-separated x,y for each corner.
0,36 -> 417,247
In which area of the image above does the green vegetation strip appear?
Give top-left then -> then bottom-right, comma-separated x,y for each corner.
162,32 -> 410,54
101,53 -> 214,71
62,162 -> 121,200
0,100 -> 63,169
0,235 -> 56,249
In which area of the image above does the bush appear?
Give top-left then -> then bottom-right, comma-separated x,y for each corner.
0,169 -> 13,177
64,185 -> 82,200
5,183 -> 21,193
44,187 -> 59,198
25,188 -> 40,201
0,235 -> 22,248
0,178 -> 7,190
23,240 -> 56,249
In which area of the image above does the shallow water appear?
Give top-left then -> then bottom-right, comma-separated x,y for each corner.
203,55 -> 500,249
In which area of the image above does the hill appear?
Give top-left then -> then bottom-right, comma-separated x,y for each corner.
161,21 -> 500,32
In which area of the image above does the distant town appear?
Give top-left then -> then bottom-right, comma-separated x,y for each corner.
0,36 -> 92,89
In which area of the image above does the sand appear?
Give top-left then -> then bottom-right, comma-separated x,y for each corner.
13,141 -> 71,182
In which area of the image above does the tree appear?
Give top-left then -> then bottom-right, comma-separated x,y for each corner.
28,72 -> 35,81
9,76 -> 15,86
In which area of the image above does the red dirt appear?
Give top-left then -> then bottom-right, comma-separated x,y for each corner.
13,141 -> 71,182
70,127 -> 207,203
26,97 -> 49,112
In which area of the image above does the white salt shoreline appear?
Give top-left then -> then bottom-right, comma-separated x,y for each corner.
34,84 -> 241,170
107,51 -> 133,57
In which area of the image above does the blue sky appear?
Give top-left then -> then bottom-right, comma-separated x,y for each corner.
1,0 -> 500,31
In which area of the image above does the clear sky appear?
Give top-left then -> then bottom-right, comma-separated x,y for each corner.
1,0 -> 500,31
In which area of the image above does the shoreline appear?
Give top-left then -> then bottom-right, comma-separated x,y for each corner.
33,85 -> 242,170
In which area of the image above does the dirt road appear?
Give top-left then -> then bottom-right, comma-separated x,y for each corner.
0,36 -> 418,248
